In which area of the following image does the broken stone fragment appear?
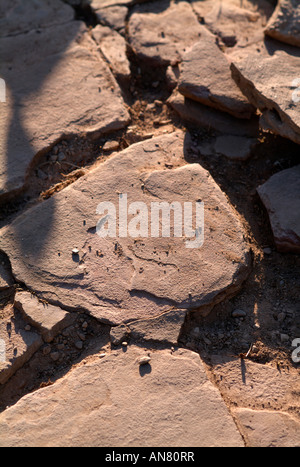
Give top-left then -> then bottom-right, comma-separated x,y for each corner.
93,5 -> 128,31
178,40 -> 255,119
128,0 -> 206,66
0,21 -> 130,200
265,0 -> 300,48
0,347 -> 244,447
168,92 -> 259,138
0,132 -> 251,326
257,165 -> 300,253
214,135 -> 257,161
92,25 -> 131,82
0,310 -> 42,385
14,291 -> 76,343
231,51 -> 300,145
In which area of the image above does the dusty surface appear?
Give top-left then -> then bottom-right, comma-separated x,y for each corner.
0,0 -> 299,448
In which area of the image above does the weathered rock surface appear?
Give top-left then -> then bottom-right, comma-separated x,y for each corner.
231,51 -> 300,144
0,260 -> 13,291
14,292 -> 76,343
0,310 -> 42,385
233,408 -> 300,447
0,21 -> 130,199
0,0 -> 74,37
257,165 -> 300,253
0,133 -> 251,325
128,1 -> 205,66
191,0 -> 265,48
0,347 -> 244,447
168,92 -> 259,138
93,5 -> 128,31
92,25 -> 131,81
265,0 -> 300,48
178,40 -> 255,119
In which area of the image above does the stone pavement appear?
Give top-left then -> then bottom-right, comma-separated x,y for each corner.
0,0 -> 299,448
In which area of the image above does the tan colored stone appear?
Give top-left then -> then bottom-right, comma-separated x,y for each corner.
0,347 -> 244,447
0,21 -> 130,199
233,408 -> 300,447
0,0 -> 74,37
178,40 -> 255,119
92,25 -> 131,81
265,0 -> 300,48
231,51 -> 300,144
0,132 -> 251,326
128,1 -> 205,66
0,310 -> 42,385
257,165 -> 300,253
14,292 -> 76,343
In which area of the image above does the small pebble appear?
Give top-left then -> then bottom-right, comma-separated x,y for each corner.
58,152 -> 66,162
263,247 -> 272,255
50,352 -> 60,362
122,341 -> 128,347
99,353 -> 106,359
25,325 -> 31,331
232,309 -> 247,318
280,333 -> 290,343
75,341 -> 83,350
72,248 -> 79,255
138,356 -> 151,366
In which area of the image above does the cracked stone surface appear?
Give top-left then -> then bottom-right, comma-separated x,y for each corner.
0,347 -> 244,447
0,19 -> 130,200
92,25 -> 131,81
265,0 -> 300,48
231,51 -> 300,145
128,1 -> 206,66
0,132 -> 251,325
178,39 -> 255,119
257,165 -> 300,253
233,408 -> 300,447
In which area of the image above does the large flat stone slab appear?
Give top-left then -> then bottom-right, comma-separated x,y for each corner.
0,133 -> 251,325
128,1 -> 206,66
0,0 -> 74,37
265,0 -> 300,48
257,165 -> 300,253
178,39 -> 255,119
0,347 -> 244,447
0,21 -> 130,199
231,51 -> 300,144
233,408 -> 300,447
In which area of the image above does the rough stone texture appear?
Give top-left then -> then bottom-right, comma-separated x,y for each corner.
0,0 -> 75,37
210,355 -> 300,414
128,308 -> 188,345
191,0 -> 264,48
178,40 -> 255,119
231,51 -> 300,145
265,0 -> 300,48
14,292 -> 76,343
168,92 -> 259,138
0,133 -> 251,326
92,25 -> 131,81
257,165 -> 300,253
233,408 -> 300,447
0,22 -> 130,200
214,135 -> 257,161
0,310 -> 42,385
91,0 -> 148,7
0,347 -> 244,447
128,1 -> 206,66
0,263 -> 13,290
93,5 -> 128,31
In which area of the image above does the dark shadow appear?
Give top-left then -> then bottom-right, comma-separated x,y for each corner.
139,362 -> 152,377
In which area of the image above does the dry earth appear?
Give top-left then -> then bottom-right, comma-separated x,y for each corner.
0,0 -> 299,448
